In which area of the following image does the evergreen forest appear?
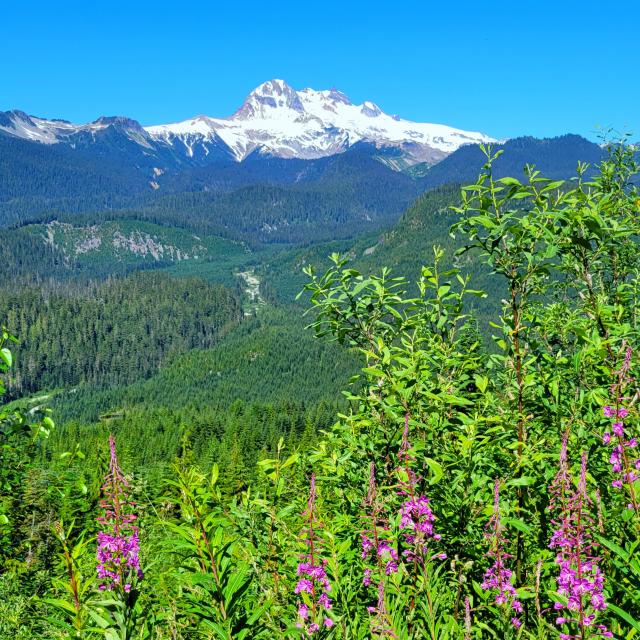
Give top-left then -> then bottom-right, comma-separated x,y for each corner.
2,139 -> 640,640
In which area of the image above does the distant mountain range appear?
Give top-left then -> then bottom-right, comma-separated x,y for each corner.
0,80 -> 616,244
0,79 -> 493,167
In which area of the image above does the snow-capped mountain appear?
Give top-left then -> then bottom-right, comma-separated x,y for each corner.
0,80 -> 495,167
147,79 -> 495,164
0,110 -> 153,148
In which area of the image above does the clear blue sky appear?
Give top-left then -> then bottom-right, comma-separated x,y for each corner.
1,0 -> 638,140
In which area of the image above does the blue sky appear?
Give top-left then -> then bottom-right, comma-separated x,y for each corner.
1,0 -> 638,140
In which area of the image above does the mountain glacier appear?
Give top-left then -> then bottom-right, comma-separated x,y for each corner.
0,79 -> 494,167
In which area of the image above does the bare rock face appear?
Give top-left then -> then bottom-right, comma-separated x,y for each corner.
232,79 -> 306,120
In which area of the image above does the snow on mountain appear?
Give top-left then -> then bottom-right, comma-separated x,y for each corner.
147,79 -> 495,164
0,80 -> 495,166
0,110 -> 87,144
0,110 -> 155,149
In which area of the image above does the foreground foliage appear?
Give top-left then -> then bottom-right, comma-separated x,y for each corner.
1,142 -> 640,638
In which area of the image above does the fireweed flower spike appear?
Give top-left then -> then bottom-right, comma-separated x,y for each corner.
397,414 -> 443,564
481,479 -> 521,628
361,462 -> 398,580
96,435 -> 143,592
360,462 -> 398,638
369,581 -> 397,639
602,345 -> 639,510
549,450 -> 611,639
464,596 -> 472,640
295,473 -> 333,635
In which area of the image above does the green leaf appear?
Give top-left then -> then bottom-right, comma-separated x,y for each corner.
608,603 -> 640,632
210,463 -> 219,487
505,476 -> 535,487
596,535 -> 630,563
498,177 -> 522,186
504,517 -> 532,535
0,348 -> 12,367
42,598 -> 78,615
424,458 -> 443,484
201,620 -> 231,639
474,374 -> 489,394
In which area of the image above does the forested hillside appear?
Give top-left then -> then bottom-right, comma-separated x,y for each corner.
3,143 -> 640,639
1,133 -> 615,244
0,272 -> 242,397
257,184 -> 501,320
43,308 -> 359,491
413,134 -> 607,185
0,132 -> 152,223
0,136 -> 424,241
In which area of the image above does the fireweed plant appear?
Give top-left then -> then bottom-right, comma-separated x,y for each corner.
359,417 -> 445,639
481,479 -> 522,628
361,463 -> 396,584
6,142 -> 640,638
602,345 -> 640,510
295,473 -> 334,635
396,415 -> 443,565
95,435 -> 144,639
549,440 -> 611,638
97,435 -> 143,593
361,461 -> 399,638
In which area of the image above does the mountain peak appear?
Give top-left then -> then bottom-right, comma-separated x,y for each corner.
328,88 -> 351,105
92,116 -> 145,132
148,80 -> 495,164
8,109 -> 32,120
256,78 -> 293,93
232,79 -> 304,120
1,80 -> 496,166
361,101 -> 382,118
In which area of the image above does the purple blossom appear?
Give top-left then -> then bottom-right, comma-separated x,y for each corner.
96,435 -> 143,592
295,474 -> 333,635
399,496 -> 436,535
549,447 -> 611,638
481,479 -> 521,627
360,462 -> 398,638
295,579 -> 313,595
396,414 -> 442,563
602,345 -> 640,510
317,592 -> 332,609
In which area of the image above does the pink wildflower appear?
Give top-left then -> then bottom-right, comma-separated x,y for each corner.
295,474 -> 333,634
96,435 -> 142,591
481,479 -> 521,627
602,345 -> 640,509
549,448 -> 611,638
